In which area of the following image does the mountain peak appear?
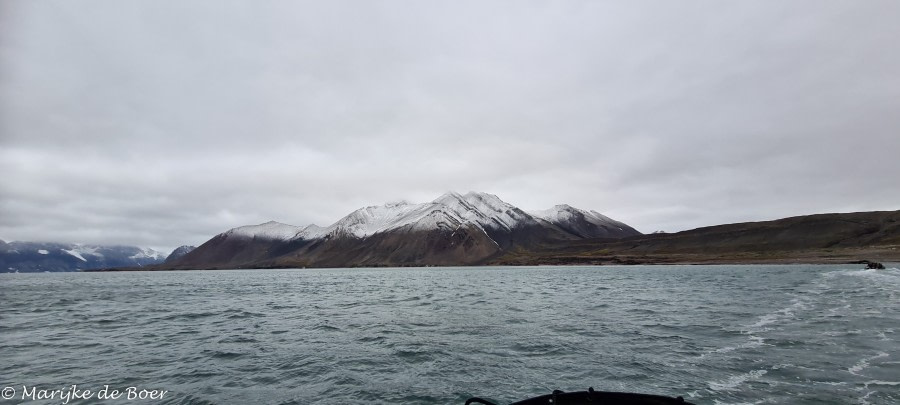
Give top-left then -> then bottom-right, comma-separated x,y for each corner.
529,204 -> 641,239
164,245 -> 196,263
463,191 -> 506,205
385,200 -> 411,208
327,202 -> 425,238
434,191 -> 464,203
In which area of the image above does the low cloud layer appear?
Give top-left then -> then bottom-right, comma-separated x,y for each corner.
2,1 -> 899,252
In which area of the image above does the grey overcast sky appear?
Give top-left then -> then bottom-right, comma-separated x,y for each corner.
2,1 -> 899,253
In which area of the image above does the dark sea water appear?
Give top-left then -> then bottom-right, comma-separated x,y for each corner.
1,265 -> 898,405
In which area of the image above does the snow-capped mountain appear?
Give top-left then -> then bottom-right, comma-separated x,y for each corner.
320,192 -> 539,238
171,192 -> 641,269
0,241 -> 169,272
529,204 -> 641,239
164,245 -> 197,263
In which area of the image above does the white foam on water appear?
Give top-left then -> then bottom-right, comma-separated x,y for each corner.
770,363 -> 792,370
712,400 -> 765,405
701,335 -> 766,359
824,268 -> 900,285
815,381 -> 847,386
701,296 -> 812,360
858,389 -> 875,405
857,381 -> 900,405
823,329 -> 863,337
848,352 -> 889,376
747,313 -> 781,329
708,369 -> 768,392
863,380 -> 900,387
745,297 -> 810,331
827,303 -> 852,314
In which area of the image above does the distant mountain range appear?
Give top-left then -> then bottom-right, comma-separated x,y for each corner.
0,241 -> 197,273
166,191 -> 641,269
0,241 -> 166,272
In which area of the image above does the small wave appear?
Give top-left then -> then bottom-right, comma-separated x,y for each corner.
225,309 -> 265,319
393,349 -> 434,363
156,311 -> 219,321
863,380 -> 900,387
712,400 -> 765,405
357,335 -> 386,343
849,352 -> 889,376
745,297 -> 809,331
203,349 -> 245,359
858,390 -> 876,405
700,335 -> 765,359
825,268 -> 900,284
218,336 -> 258,343
814,381 -> 846,386
407,321 -> 439,327
48,298 -> 80,308
509,342 -> 562,355
266,304 -> 297,310
747,313 -> 780,329
821,329 -> 863,337
159,393 -> 218,405
169,369 -> 223,379
857,381 -> 900,405
708,369 -> 767,392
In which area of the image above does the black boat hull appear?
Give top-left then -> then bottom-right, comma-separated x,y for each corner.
467,388 -> 694,405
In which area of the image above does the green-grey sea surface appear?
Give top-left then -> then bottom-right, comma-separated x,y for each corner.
1,265 -> 898,404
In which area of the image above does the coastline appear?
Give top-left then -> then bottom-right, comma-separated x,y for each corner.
85,247 -> 899,272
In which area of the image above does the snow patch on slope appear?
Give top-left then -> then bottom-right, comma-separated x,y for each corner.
129,247 -> 165,260
297,224 -> 327,239
325,201 -> 423,238
62,249 -> 87,262
227,221 -> 305,240
61,245 -> 104,262
433,191 -> 531,231
530,204 -> 624,229
322,192 -> 534,238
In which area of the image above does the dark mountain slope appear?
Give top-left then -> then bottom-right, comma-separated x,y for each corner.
493,210 -> 900,265
164,245 -> 196,263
